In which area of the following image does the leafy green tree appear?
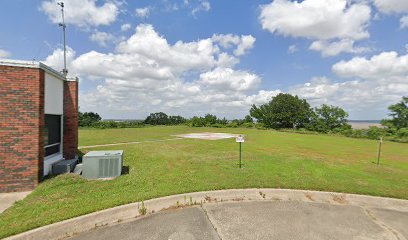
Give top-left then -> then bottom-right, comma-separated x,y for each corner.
396,128 -> 408,138
186,114 -> 229,127
188,116 -> 206,127
144,112 -> 169,125
78,111 -> 101,127
168,115 -> 186,125
308,104 -> 350,133
204,114 -> 218,126
217,117 -> 228,125
244,115 -> 253,123
250,93 -> 312,129
381,97 -> 408,130
365,126 -> 388,139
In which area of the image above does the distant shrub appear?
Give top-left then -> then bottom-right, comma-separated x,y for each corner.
350,129 -> 365,138
279,128 -> 319,135
366,126 -> 387,139
93,121 -> 117,129
226,122 -> 239,128
255,123 -> 266,130
211,123 -> 225,128
296,128 -> 310,133
330,124 -> 352,134
338,128 -> 353,137
91,120 -> 144,129
396,128 -> 408,138
241,122 -> 255,128
342,127 -> 388,140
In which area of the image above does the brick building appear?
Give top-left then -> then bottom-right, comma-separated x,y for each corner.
0,59 -> 78,192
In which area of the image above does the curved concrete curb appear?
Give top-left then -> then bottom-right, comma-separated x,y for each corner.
5,189 -> 408,240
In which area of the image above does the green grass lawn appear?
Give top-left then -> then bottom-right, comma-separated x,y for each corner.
1,126 -> 407,238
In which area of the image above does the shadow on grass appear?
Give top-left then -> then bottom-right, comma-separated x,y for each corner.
41,149 -> 85,182
122,166 -> 130,175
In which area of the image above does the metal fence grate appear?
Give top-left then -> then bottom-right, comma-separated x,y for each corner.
98,158 -> 119,178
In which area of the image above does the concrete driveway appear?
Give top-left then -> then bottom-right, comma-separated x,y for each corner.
69,200 -> 408,240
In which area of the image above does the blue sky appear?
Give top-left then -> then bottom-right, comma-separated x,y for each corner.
1,0 -> 407,120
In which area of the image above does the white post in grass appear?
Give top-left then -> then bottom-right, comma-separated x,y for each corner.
236,135 -> 245,168
377,137 -> 383,165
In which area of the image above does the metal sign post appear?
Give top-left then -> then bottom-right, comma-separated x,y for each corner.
239,141 -> 242,168
236,135 -> 245,168
377,137 -> 383,165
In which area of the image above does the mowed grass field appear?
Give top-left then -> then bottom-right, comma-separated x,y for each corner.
1,126 -> 407,238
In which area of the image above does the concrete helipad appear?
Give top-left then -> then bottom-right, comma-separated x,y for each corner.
173,132 -> 239,140
69,201 -> 408,240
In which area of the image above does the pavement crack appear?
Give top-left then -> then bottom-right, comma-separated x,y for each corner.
362,207 -> 406,240
201,205 -> 223,240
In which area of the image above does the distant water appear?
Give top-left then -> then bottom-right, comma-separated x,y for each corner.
348,120 -> 381,123
347,120 -> 382,129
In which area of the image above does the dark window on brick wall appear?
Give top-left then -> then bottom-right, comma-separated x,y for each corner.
45,114 -> 61,156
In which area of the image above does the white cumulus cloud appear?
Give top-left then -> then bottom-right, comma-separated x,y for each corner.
212,34 -> 240,49
290,77 -> 408,119
373,0 -> 408,13
400,15 -> 408,28
43,46 -> 76,75
287,45 -> 298,54
259,0 -> 371,56
291,50 -> 408,119
234,35 -> 256,56
309,39 -> 369,57
89,31 -> 116,47
192,1 -> 211,16
199,67 -> 260,92
212,34 -> 256,56
121,23 -> 131,32
44,24 -> 276,119
135,7 -> 150,18
259,0 -> 371,40
244,90 -> 282,105
40,0 -> 120,28
372,0 -> 408,29
332,51 -> 408,79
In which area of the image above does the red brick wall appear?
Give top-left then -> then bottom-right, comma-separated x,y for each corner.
63,80 -> 78,160
0,66 -> 45,192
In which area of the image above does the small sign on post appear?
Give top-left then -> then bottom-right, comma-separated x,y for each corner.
236,135 -> 245,168
236,135 -> 245,143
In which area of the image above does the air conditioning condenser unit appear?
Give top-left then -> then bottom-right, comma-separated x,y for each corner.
82,150 -> 123,179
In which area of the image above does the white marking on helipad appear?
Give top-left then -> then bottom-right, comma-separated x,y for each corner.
173,132 -> 240,140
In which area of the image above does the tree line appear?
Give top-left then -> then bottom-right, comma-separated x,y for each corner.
249,93 -> 350,133
78,94 -> 407,142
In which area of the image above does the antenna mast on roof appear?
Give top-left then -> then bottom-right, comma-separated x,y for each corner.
58,2 -> 68,77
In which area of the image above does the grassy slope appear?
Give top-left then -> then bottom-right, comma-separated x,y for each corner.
1,126 -> 407,238
78,126 -> 201,146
